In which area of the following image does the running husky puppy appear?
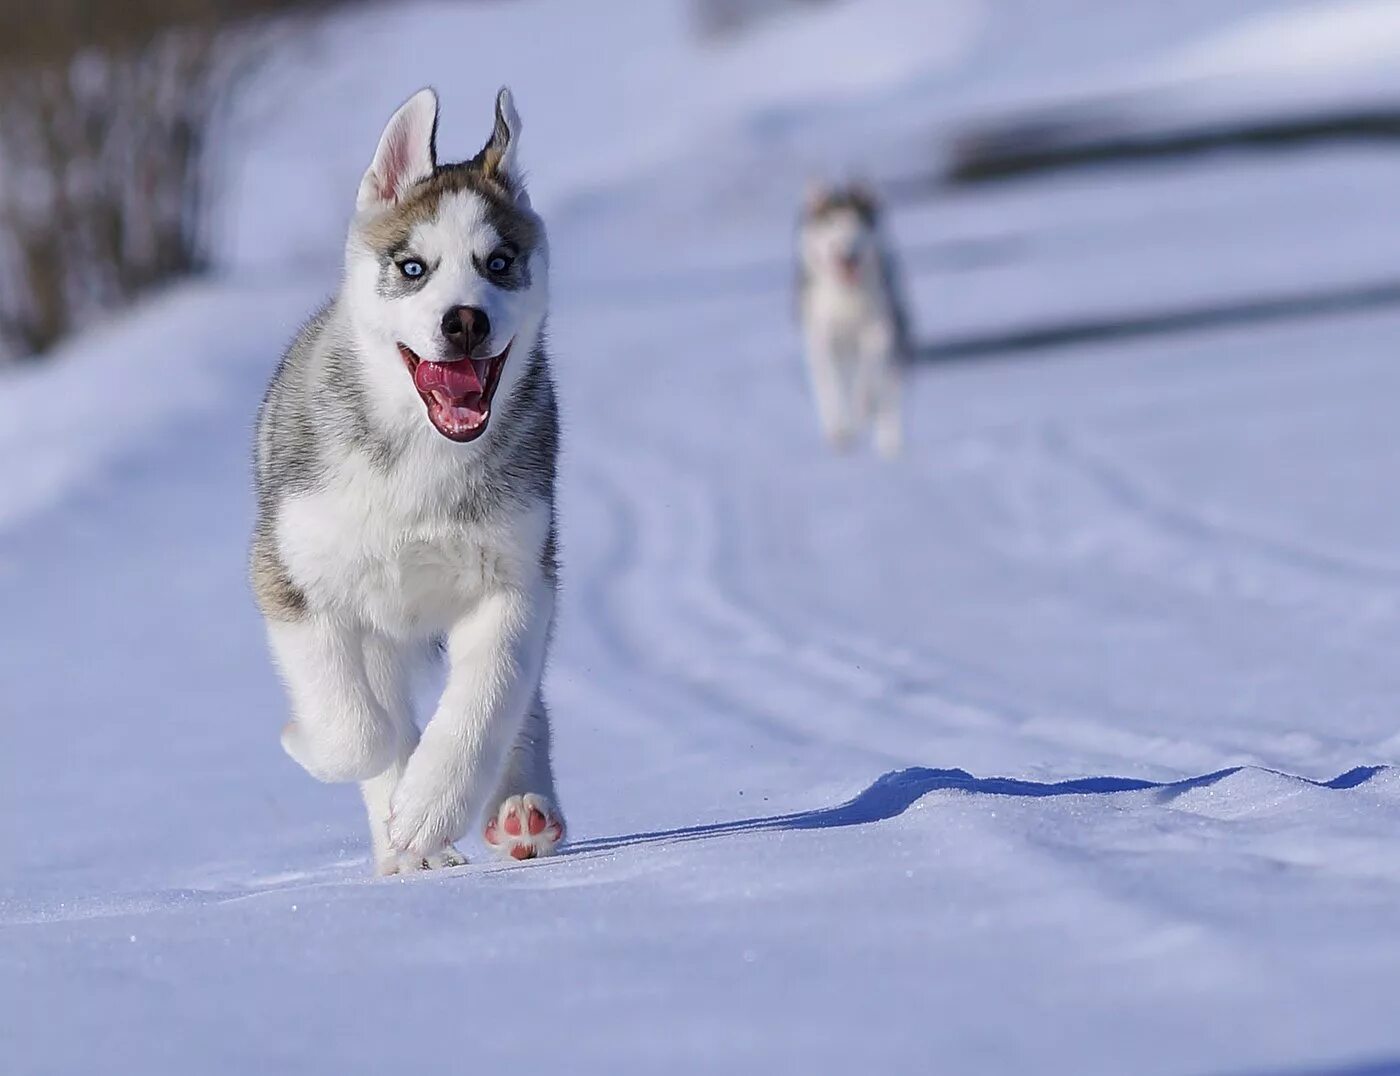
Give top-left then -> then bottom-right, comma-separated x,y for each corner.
250,87 -> 564,874
796,182 -> 909,457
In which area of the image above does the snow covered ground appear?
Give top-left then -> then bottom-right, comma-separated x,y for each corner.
3,2 -> 1399,1073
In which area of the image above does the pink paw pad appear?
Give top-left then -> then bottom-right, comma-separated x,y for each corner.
484,794 -> 564,861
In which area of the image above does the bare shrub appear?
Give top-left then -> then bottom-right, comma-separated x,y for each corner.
0,1 -> 338,362
691,0 -> 838,41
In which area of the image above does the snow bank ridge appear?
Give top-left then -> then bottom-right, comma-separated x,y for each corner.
564,764 -> 1395,855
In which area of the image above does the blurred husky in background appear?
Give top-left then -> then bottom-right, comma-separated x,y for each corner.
250,87 -> 565,874
796,182 -> 909,457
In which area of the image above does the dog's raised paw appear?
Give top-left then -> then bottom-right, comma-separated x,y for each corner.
485,793 -> 564,861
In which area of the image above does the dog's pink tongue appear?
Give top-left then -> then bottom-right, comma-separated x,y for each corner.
414,358 -> 484,398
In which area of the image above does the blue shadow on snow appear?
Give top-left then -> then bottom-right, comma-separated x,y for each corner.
1216,1058 -> 1400,1076
563,764 -> 1388,856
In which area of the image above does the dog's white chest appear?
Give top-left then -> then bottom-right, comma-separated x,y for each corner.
806,279 -> 894,353
807,269 -> 885,322
275,455 -> 545,635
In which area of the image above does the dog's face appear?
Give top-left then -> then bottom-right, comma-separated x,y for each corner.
345,87 -> 549,443
800,184 -> 881,286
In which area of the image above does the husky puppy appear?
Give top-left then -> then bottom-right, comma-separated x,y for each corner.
250,87 -> 564,874
796,182 -> 909,457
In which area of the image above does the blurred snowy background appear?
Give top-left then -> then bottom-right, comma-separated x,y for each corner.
3,2 -> 1399,1073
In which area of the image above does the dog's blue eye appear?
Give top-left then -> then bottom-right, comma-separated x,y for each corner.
487,253 -> 512,274
400,259 -> 426,279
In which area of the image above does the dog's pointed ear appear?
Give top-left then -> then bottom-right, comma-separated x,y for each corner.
848,180 -> 880,220
803,179 -> 829,216
481,86 -> 527,202
358,88 -> 439,211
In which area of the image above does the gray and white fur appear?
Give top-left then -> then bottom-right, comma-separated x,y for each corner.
796,181 -> 909,458
250,87 -> 565,873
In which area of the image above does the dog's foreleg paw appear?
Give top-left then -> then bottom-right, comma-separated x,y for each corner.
378,843 -> 469,876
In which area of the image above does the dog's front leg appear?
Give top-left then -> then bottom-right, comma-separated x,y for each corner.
386,580 -> 554,859
804,333 -> 854,450
268,616 -> 401,783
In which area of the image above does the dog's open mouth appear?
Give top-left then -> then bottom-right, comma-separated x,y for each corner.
398,340 -> 512,442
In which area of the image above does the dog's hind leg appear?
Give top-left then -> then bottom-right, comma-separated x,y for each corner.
871,359 -> 903,459
804,335 -> 854,451
857,328 -> 903,459
483,689 -> 565,860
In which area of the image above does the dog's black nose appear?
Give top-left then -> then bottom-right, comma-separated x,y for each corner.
441,305 -> 491,354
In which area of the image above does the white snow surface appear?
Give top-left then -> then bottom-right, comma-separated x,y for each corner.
4,2 -> 1400,1074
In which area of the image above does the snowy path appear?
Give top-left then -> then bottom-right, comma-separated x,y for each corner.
6,243 -> 1398,1076
5,2 -> 1400,1073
